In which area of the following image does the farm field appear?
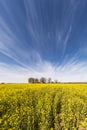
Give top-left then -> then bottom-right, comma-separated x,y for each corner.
0,84 -> 87,130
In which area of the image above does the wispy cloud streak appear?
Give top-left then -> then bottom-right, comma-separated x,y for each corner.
0,0 -> 87,82
0,58 -> 87,83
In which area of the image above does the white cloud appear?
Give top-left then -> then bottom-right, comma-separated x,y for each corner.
63,25 -> 72,54
0,16 -> 42,68
0,0 -> 87,83
0,58 -> 87,83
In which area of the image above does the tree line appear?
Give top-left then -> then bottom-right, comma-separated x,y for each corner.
28,77 -> 58,83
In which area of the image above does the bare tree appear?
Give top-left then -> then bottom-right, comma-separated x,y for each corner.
40,77 -> 46,83
28,77 -> 35,83
48,78 -> 51,83
34,78 -> 39,83
54,80 -> 58,83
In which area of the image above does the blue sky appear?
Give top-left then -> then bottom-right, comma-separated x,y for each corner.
0,0 -> 87,83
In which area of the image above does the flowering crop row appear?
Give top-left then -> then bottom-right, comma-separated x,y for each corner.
0,84 -> 87,130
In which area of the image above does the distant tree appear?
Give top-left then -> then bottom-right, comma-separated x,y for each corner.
34,78 -> 39,83
48,78 -> 51,83
1,83 -> 5,84
51,81 -> 54,84
54,80 -> 58,83
28,77 -> 35,83
40,77 -> 46,83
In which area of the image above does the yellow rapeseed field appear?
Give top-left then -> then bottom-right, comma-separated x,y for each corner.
0,84 -> 87,130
